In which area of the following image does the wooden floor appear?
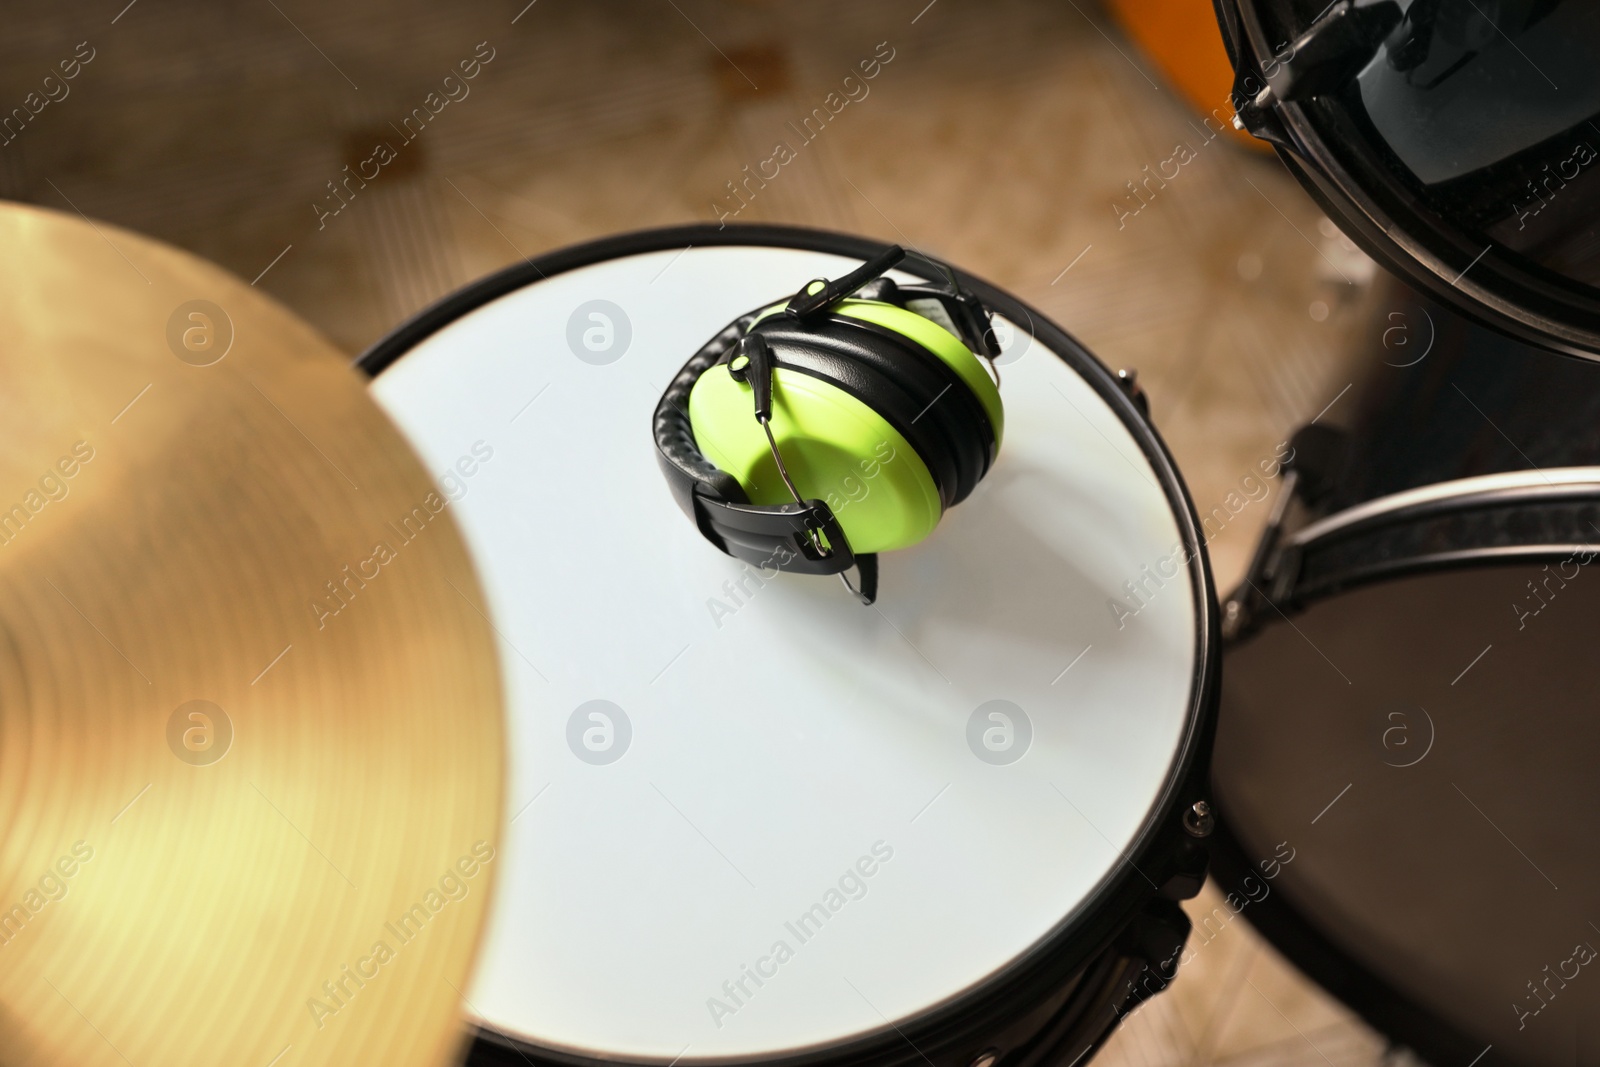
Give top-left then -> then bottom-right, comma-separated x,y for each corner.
0,0 -> 1407,1063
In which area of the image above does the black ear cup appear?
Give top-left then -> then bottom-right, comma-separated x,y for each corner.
749,315 -> 996,507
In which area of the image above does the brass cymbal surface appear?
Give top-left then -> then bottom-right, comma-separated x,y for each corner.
0,202 -> 504,1067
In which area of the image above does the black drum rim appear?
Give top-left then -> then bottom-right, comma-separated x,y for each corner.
1287,468 -> 1600,548
1212,0 -> 1600,360
359,222 -> 1220,1067
1273,467 -> 1600,607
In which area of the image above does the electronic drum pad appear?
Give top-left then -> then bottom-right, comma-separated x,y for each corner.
1214,292 -> 1600,1067
361,226 -> 1219,1066
1215,0 -> 1600,358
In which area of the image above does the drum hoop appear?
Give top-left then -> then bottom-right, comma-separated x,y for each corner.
359,223 -> 1220,1067
1290,466 -> 1600,547
1257,466 -> 1600,607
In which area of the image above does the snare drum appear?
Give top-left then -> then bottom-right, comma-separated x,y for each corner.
1215,288 -> 1600,1067
360,226 -> 1218,1066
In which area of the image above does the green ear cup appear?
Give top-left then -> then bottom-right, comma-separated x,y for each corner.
751,298 -> 1004,447
833,299 -> 1004,447
693,288 -> 1002,556
688,364 -> 942,554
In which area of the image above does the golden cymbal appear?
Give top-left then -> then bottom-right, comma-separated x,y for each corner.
0,202 -> 504,1067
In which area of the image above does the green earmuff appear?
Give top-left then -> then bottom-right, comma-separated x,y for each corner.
688,297 -> 1003,555
653,244 -> 1004,605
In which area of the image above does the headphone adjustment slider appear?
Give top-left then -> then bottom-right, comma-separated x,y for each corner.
786,244 -> 906,321
729,334 -> 776,424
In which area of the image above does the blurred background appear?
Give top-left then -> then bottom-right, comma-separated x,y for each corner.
0,1 -> 1409,1063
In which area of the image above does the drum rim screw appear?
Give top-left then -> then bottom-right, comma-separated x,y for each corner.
1183,800 -> 1214,837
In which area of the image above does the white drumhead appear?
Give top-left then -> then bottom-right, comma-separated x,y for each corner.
368,242 -> 1200,1060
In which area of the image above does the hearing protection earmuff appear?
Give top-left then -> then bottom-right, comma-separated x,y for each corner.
653,245 -> 1004,605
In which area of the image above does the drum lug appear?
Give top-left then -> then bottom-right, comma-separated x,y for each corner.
1227,421 -> 1349,639
1266,544 -> 1302,604
1161,832 -> 1210,901
1226,477 -> 1293,642
1115,368 -> 1149,418
1230,80 -> 1291,150
1225,547 -> 1302,641
1115,897 -> 1191,1009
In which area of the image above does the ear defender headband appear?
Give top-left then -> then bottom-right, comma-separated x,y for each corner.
652,246 -> 1004,606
